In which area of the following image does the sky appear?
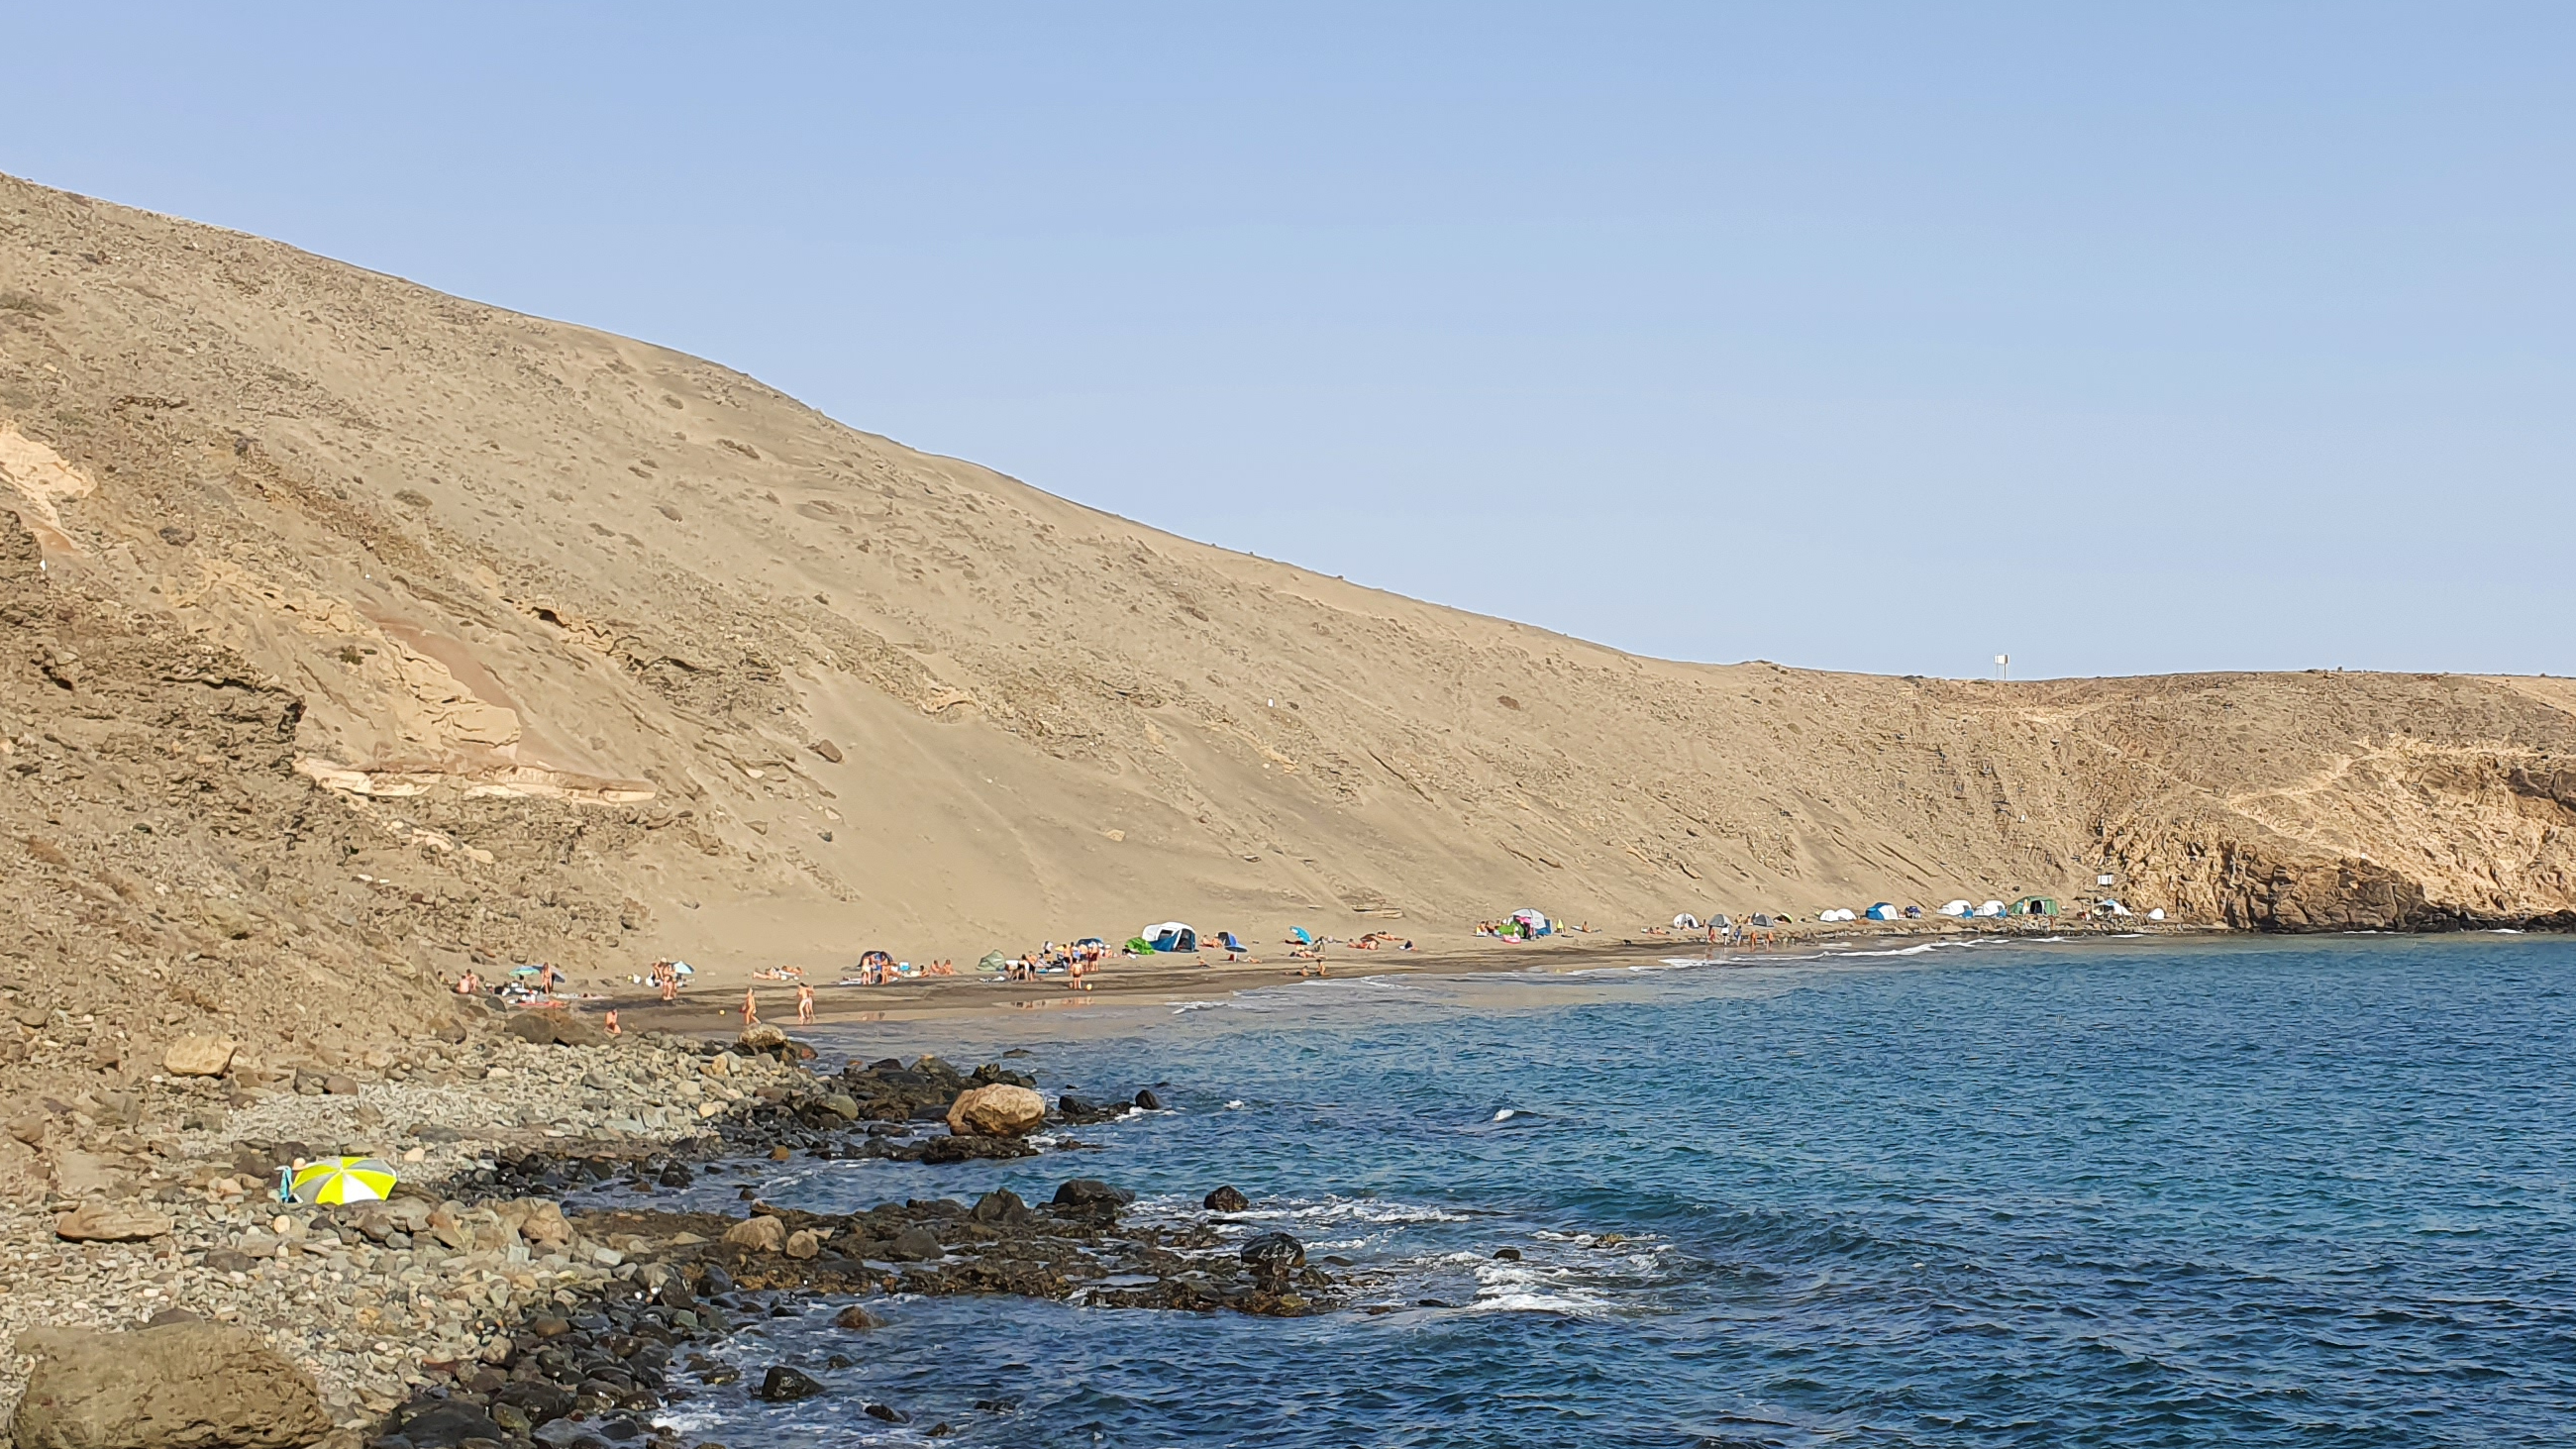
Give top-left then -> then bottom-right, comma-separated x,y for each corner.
9,4 -> 2572,677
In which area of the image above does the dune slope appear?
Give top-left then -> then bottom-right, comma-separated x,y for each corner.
5,168 -> 2575,1055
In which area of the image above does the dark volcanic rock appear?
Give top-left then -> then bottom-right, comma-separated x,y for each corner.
1052,1179 -> 1135,1212
1203,1186 -> 1250,1212
755,1366 -> 827,1402
395,1402 -> 507,1448
831,1304 -> 884,1330
1133,1088 -> 1164,1110
1241,1232 -> 1306,1290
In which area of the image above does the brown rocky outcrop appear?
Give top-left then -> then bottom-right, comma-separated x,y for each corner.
8,1320 -> 331,1449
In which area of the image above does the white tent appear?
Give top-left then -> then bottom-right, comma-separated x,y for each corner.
1937,900 -> 1972,917
1973,900 -> 2007,917
1673,913 -> 1700,930
1139,921 -> 1199,951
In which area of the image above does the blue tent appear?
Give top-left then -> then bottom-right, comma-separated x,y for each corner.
1865,902 -> 1901,921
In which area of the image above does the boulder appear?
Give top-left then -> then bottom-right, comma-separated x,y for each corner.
1202,1186 -> 1250,1213
8,1321 -> 330,1449
831,1305 -> 883,1330
723,1214 -> 786,1253
505,1012 -> 606,1047
737,1024 -> 789,1053
1241,1231 -> 1306,1289
821,1094 -> 861,1121
393,1402 -> 506,1449
754,1367 -> 826,1402
53,1200 -> 173,1242
517,1198 -> 573,1249
1133,1088 -> 1165,1110
161,1036 -> 238,1078
885,1227 -> 943,1262
945,1084 -> 1046,1138
1051,1179 -> 1136,1211
782,1229 -> 821,1260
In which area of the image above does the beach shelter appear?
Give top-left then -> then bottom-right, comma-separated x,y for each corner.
1750,913 -> 1773,927
290,1156 -> 398,1205
1673,913 -> 1700,930
976,951 -> 1009,976
1218,931 -> 1246,951
1938,900 -> 1973,917
1288,926 -> 1314,945
2009,896 -> 2060,917
1973,900 -> 2007,917
1865,903 -> 1900,921
1122,936 -> 1156,955
1509,909 -> 1552,936
1141,922 -> 1199,952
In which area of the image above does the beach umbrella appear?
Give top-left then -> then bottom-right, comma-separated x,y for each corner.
290,1156 -> 399,1204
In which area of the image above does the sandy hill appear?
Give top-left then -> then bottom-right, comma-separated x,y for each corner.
5,169 -> 2575,1067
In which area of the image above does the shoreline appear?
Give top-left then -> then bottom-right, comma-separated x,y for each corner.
609,916 -> 2225,1037
0,1006 -> 1332,1449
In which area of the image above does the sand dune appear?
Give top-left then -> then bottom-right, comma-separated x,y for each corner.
6,166 -> 2575,1041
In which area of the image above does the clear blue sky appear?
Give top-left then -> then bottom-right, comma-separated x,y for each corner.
12,4 -> 2571,677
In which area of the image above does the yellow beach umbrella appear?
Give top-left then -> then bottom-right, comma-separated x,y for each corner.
290,1156 -> 398,1204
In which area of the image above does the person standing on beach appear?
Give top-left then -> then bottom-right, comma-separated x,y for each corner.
742,987 -> 759,1026
797,983 -> 815,1025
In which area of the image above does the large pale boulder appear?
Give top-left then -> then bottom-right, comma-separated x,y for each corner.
947,1084 -> 1048,1138
53,1199 -> 173,1242
516,1197 -> 573,1249
722,1214 -> 785,1253
8,1321 -> 330,1449
161,1036 -> 238,1078
736,1024 -> 788,1052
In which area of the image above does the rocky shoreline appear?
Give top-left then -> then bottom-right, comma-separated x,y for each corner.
2,1009 -> 1330,1449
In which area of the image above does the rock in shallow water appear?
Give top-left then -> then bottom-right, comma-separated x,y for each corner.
1203,1186 -> 1250,1212
755,1366 -> 827,1402
947,1084 -> 1047,1137
1240,1231 -> 1306,1289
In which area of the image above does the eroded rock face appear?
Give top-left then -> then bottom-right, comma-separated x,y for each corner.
946,1084 -> 1046,1138
8,1321 -> 331,1449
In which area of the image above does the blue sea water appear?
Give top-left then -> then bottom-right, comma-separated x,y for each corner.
647,935 -> 2576,1447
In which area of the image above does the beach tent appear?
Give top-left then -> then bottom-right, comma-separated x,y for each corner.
1074,937 -> 1106,950
1509,909 -> 1553,936
2147,907 -> 2166,921
1141,922 -> 1199,952
1288,926 -> 1314,945
1749,913 -> 1773,927
976,951 -> 1009,976
1819,907 -> 1857,923
1973,900 -> 2007,917
1938,900 -> 1973,917
2009,896 -> 2060,917
1218,931 -> 1245,951
1865,903 -> 1900,921
2093,898 -> 2131,917
1673,913 -> 1700,930
1708,913 -> 1733,930
1122,936 -> 1156,955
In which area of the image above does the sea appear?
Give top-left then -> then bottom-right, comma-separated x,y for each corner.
631,934 -> 2576,1447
